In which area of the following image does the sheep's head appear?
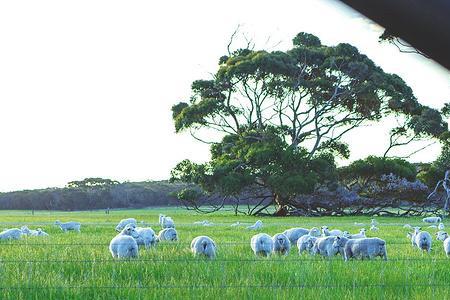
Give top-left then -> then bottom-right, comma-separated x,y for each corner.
360,228 -> 366,234
413,227 -> 421,233
54,220 -> 61,225
332,236 -> 348,250
122,225 -> 139,238
342,231 -> 350,238
436,231 -> 448,241
309,227 -> 321,237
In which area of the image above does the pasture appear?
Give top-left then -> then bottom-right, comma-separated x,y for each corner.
0,208 -> 449,299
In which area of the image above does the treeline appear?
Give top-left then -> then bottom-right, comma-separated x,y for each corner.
0,180 -> 188,211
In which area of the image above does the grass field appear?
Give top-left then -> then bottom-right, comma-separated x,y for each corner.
0,208 -> 449,299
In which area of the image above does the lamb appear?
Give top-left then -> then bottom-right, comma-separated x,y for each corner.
22,226 -> 49,237
439,223 -> 445,230
282,227 -> 320,245
193,220 -> 214,226
297,235 -> 318,255
335,237 -> 387,261
371,219 -> 378,226
440,233 -> 450,257
55,220 -> 81,232
413,230 -> 432,253
109,224 -> 139,259
135,227 -> 158,249
157,228 -> 178,241
321,226 -> 343,237
250,233 -> 273,257
0,228 -> 22,240
159,214 -> 175,229
349,228 -> 367,239
403,224 -> 412,229
423,216 -> 442,224
36,228 -> 49,237
115,218 -> 137,232
436,231 -> 448,241
246,220 -> 263,230
191,236 -> 217,259
272,233 -> 291,256
370,225 -> 379,232
311,236 -> 339,257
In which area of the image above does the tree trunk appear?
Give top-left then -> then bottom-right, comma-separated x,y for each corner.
274,194 -> 288,216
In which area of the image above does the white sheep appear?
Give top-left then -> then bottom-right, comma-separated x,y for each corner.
370,225 -> 379,232
423,216 -> 442,224
36,228 -> 49,237
282,227 -> 318,244
250,233 -> 273,257
109,224 -> 139,259
272,233 -> 291,256
403,224 -> 412,229
371,219 -> 378,226
55,220 -> 81,232
439,223 -> 445,230
321,226 -> 343,237
246,220 -> 263,230
349,228 -> 367,239
407,227 -> 421,247
191,236 -> 217,259
0,228 -> 22,240
115,218 -> 137,232
159,214 -> 175,229
22,226 -> 49,237
157,228 -> 178,241
230,222 -> 241,227
311,236 -> 339,257
441,233 -> 450,257
135,227 -> 158,249
297,235 -> 318,255
335,237 -> 387,261
414,230 -> 432,253
193,220 -> 213,226
436,231 -> 448,241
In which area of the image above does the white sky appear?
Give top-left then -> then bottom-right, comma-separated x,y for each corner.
0,0 -> 449,192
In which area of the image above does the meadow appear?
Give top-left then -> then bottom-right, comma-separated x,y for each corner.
0,208 -> 449,299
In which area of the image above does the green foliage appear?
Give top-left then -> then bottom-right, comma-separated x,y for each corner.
339,156 -> 417,182
66,178 -> 120,189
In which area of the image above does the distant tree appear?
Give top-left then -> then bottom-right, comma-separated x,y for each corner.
66,178 -> 120,188
171,32 -> 447,215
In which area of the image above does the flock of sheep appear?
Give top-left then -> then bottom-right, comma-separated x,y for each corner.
1,214 -> 450,261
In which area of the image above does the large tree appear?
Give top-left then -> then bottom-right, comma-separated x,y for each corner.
171,32 -> 447,215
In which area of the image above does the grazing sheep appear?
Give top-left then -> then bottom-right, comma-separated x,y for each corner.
272,233 -> 291,256
403,224 -> 412,229
423,217 -> 442,224
428,225 -> 438,229
22,226 -> 49,237
342,231 -> 351,238
115,218 -> 137,232
246,220 -> 263,230
55,220 -> 81,232
442,234 -> 450,257
159,214 -> 175,229
0,228 -> 22,240
321,226 -> 343,237
157,228 -> 178,241
230,222 -> 241,227
371,219 -> 378,226
283,227 -> 320,245
407,228 -> 420,247
191,236 -> 217,259
193,220 -> 214,226
311,236 -> 339,257
36,228 -> 49,237
439,223 -> 445,231
349,228 -> 367,239
354,222 -> 365,226
135,227 -> 158,249
414,230 -> 432,253
250,233 -> 273,257
109,224 -> 139,259
337,237 -> 387,261
297,235 -> 318,255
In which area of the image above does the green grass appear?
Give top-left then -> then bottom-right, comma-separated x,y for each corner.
0,208 -> 449,299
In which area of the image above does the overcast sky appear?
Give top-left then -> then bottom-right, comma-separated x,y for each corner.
0,0 -> 449,192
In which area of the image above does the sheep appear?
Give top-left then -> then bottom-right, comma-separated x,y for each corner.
414,230 -> 432,253
0,228 -> 22,240
349,228 -> 367,239
21,226 -> 49,237
191,236 -> 217,259
230,222 -> 241,227
436,231 -> 448,241
109,224 -> 139,259
246,220 -> 263,230
272,233 -> 291,256
439,223 -> 445,231
159,214 -> 175,229
407,227 -> 421,247
403,224 -> 412,229
193,220 -> 214,226
336,237 -> 387,261
135,227 -> 158,249
371,219 -> 378,226
282,227 -> 320,245
423,216 -> 442,224
250,233 -> 273,257
311,236 -> 339,257
442,233 -> 450,257
297,235 -> 318,255
321,226 -> 343,237
342,231 -> 351,238
115,218 -> 137,232
354,222 -> 365,226
55,220 -> 81,232
157,228 -> 178,241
